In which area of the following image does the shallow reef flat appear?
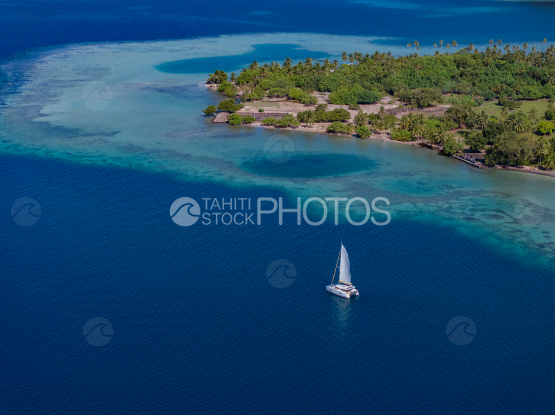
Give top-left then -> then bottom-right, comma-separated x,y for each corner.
1,33 -> 555,271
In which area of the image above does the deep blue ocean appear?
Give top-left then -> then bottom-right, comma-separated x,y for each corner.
2,0 -> 555,61
2,1 -> 555,414
3,154 -> 554,414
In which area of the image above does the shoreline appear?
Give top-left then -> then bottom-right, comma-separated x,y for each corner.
207,87 -> 555,178
211,112 -> 555,178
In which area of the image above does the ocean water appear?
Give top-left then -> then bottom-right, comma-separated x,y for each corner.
2,1 -> 555,414
2,0 -> 555,62
3,153 -> 555,414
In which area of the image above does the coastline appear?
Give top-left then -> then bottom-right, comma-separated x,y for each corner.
206,85 -> 555,178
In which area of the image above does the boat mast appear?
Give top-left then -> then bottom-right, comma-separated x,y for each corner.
330,250 -> 341,284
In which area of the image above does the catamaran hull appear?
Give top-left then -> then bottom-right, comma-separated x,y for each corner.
326,285 -> 359,298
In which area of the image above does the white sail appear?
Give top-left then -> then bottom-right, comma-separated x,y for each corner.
338,244 -> 351,285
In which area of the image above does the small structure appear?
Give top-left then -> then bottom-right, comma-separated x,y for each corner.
213,112 -> 229,123
451,154 -> 482,169
212,111 -> 289,123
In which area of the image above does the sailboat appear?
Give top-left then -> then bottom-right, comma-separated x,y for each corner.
326,243 -> 359,298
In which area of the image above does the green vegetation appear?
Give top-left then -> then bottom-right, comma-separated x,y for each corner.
390,129 -> 412,142
242,115 -> 257,124
228,114 -> 257,125
297,108 -> 351,124
202,105 -> 217,116
355,125 -> 371,138
275,114 -> 301,128
329,85 -> 381,105
227,114 -> 243,125
205,43 -> 555,170
208,43 -> 555,106
206,70 -> 228,84
442,135 -> 464,156
217,99 -> 242,112
538,120 -> 554,135
465,130 -> 487,151
482,99 -> 551,118
327,121 -> 354,134
217,81 -> 238,97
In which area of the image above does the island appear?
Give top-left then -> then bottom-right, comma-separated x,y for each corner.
203,43 -> 555,175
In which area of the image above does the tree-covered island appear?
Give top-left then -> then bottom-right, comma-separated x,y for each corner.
204,42 -> 555,173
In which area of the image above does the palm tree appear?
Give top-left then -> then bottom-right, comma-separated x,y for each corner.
433,43 -> 437,48
452,40 -> 457,48
433,130 -> 450,146
401,113 -> 414,130
489,39 -> 494,46
514,119 -> 527,133
505,113 -> 518,128
378,105 -> 386,121
535,138 -> 550,165
304,111 -> 316,128
412,124 -> 425,141
439,39 -> 444,48
341,51 -> 348,62
478,111 -> 490,131
529,108 -> 538,122
284,57 -> 292,68
544,154 -> 555,170
469,43 -> 474,51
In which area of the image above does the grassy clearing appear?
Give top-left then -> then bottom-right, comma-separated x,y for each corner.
481,99 -> 552,119
244,101 -> 280,108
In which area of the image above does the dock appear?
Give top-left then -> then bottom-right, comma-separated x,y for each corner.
452,154 -> 482,169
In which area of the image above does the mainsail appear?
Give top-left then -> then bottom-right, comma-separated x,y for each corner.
338,244 -> 351,285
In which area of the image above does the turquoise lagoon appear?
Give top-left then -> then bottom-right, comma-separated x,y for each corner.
1,33 -> 555,271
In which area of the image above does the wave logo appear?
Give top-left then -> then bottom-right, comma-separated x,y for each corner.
83,317 -> 113,347
11,197 -> 41,227
266,259 -> 296,288
446,316 -> 476,346
170,197 -> 201,227
82,81 -> 112,110
264,134 -> 294,164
